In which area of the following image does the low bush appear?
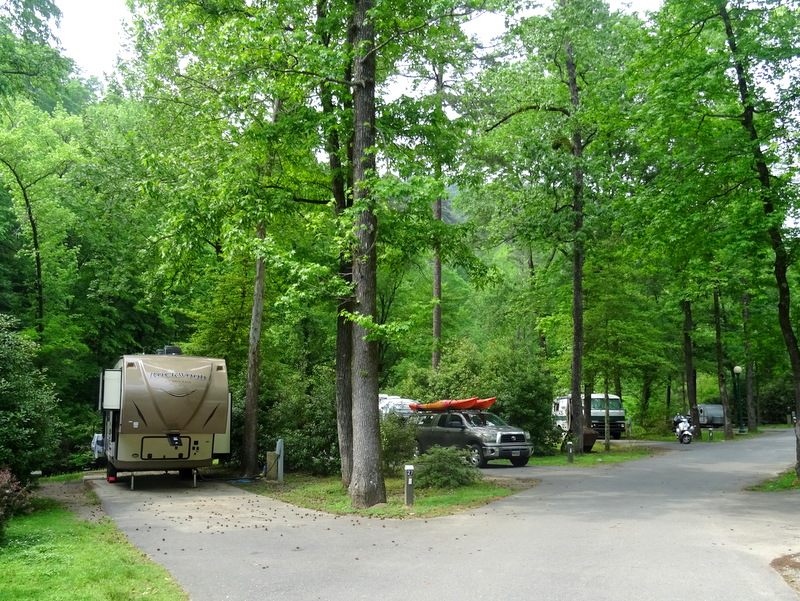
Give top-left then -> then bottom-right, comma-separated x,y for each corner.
0,469 -> 32,544
414,446 -> 481,489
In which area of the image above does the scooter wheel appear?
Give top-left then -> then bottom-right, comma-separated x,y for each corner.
680,433 -> 692,444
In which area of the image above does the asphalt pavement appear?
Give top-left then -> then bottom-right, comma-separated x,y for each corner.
91,430 -> 800,601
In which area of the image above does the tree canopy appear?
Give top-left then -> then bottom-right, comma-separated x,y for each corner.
1,0 -> 800,494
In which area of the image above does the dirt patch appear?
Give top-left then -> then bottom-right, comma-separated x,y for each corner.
483,476 -> 540,491
772,553 -> 800,596
34,478 -> 106,523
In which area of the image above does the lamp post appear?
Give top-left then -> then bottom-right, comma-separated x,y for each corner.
733,365 -> 745,434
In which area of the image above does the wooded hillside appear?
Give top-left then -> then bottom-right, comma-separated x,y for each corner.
1,0 -> 799,503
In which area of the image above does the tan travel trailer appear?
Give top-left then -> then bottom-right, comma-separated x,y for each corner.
98,347 -> 231,487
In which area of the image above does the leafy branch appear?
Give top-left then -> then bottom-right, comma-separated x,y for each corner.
486,104 -> 571,132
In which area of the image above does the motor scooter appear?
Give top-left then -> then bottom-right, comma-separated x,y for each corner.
673,414 -> 694,444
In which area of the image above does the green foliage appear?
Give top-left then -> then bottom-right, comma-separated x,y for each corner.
400,339 -> 487,401
49,403 -> 100,475
0,314 -> 62,482
414,445 -> 481,489
0,469 -> 32,544
480,345 -> 559,455
260,365 -> 339,476
0,188 -> 30,315
379,414 -> 416,477
0,0 -> 74,106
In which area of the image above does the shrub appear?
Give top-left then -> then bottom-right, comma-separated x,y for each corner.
413,446 -> 481,489
380,414 -> 416,477
0,469 -> 32,544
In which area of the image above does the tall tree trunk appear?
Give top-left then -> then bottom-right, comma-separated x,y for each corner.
348,0 -> 386,508
681,300 -> 699,427
432,196 -> 442,370
640,372 -> 652,427
713,288 -> 733,439
720,3 -> 800,476
318,0 -> 355,487
742,292 -> 757,432
336,289 -> 354,486
666,380 -> 672,414
242,222 -> 266,477
565,36 -> 585,450
22,187 -> 44,337
431,70 -> 445,371
603,379 -> 611,451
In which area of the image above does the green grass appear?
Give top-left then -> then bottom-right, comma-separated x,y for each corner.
637,428 -> 765,443
234,474 -> 530,518
527,444 -> 663,466
235,446 -> 664,517
748,470 -> 800,492
0,498 -> 187,601
38,472 -> 87,482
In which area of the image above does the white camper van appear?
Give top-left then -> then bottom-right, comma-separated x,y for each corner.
97,347 -> 231,486
553,393 -> 627,439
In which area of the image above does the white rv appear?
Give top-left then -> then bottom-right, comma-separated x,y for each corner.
378,394 -> 415,418
553,393 -> 627,440
97,347 -> 231,486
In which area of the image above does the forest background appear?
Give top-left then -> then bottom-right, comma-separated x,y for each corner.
1,0 -> 799,505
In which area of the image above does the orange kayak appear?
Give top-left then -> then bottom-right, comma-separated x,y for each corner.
473,397 -> 496,409
409,397 -> 478,411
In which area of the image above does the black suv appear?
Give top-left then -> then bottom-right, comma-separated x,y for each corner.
412,410 -> 532,467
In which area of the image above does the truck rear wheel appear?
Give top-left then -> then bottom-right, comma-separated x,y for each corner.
510,456 -> 529,467
106,463 -> 117,483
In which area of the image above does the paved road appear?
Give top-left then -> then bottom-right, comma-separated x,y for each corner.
92,430 -> 800,601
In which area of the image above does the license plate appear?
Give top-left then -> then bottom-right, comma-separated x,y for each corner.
512,450 -> 520,457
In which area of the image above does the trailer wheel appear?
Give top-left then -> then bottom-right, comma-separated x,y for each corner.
106,463 -> 118,483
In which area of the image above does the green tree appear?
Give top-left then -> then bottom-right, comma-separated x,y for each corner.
0,314 -> 61,482
461,0 -> 644,449
0,0 -> 73,104
643,0 -> 800,469
0,98 -> 80,338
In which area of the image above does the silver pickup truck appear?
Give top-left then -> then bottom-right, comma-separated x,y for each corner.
412,410 -> 532,467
